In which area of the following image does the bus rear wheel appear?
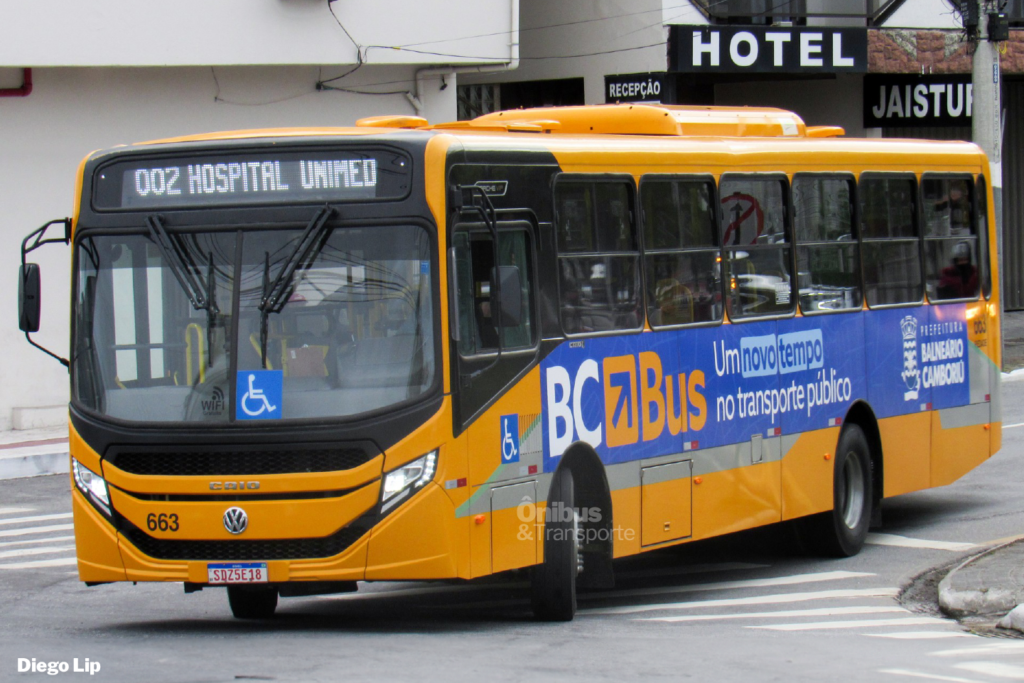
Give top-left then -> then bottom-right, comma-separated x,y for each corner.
227,585 -> 278,619
531,468 -> 580,622
801,424 -> 873,558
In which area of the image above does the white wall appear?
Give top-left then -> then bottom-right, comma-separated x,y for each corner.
884,0 -> 962,29
0,65 -> 456,430
0,0 -> 515,67
462,0 -> 669,105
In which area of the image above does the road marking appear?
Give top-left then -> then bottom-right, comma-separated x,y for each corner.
322,562 -> 766,602
587,571 -> 875,603
638,605 -> 907,623
584,587 -> 899,616
750,616 -> 945,631
618,562 -> 769,580
954,661 -> 1024,678
879,669 -> 983,682
0,557 -> 78,569
0,524 -> 75,539
0,513 -> 73,527
932,643 -> 1024,657
1003,423 -> 1024,430
0,507 -> 34,516
0,546 -> 74,560
865,632 -> 975,640
0,536 -> 74,549
866,533 -> 976,552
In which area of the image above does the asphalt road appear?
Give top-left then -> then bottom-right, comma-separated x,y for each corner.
2,384 -> 1024,683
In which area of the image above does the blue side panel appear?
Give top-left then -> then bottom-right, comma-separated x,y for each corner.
778,312 -> 864,435
927,304 -> 971,410
539,308 -> 971,474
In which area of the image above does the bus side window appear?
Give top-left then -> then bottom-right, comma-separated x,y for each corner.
718,174 -> 794,320
554,177 -> 642,335
923,175 -> 979,302
977,175 -> 992,299
860,175 -> 922,306
792,174 -> 861,313
640,177 -> 723,327
453,229 -> 535,355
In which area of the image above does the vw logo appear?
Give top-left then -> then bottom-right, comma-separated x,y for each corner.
222,507 -> 248,535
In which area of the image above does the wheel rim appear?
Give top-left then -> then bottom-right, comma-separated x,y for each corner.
840,451 -> 866,529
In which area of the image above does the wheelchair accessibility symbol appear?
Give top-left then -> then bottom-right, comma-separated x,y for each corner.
236,370 -> 283,420
500,414 -> 520,463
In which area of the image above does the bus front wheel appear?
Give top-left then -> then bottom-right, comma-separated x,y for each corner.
531,468 -> 580,621
227,585 -> 278,619
801,424 -> 873,558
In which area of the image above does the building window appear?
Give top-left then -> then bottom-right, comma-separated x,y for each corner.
457,84 -> 499,121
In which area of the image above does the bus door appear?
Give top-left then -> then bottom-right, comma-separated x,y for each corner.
450,218 -> 541,573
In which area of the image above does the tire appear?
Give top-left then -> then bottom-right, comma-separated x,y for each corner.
227,585 -> 278,619
531,468 -> 580,621
800,424 -> 873,558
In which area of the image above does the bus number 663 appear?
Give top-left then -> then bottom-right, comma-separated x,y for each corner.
147,513 -> 179,532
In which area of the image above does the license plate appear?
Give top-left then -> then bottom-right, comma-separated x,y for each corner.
207,562 -> 268,584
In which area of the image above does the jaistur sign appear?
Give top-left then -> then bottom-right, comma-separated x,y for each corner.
669,25 -> 867,73
863,74 -> 973,128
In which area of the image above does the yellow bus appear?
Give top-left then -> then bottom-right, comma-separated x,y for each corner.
17,104 -> 1001,621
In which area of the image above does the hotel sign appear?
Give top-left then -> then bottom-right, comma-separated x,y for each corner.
669,25 -> 867,73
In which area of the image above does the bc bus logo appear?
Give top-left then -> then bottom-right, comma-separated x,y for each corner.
900,315 -> 920,401
500,414 -> 520,463
236,370 -> 283,420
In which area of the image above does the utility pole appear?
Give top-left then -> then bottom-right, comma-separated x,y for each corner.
971,0 -> 1004,362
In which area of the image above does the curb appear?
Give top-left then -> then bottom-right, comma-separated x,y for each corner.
0,449 -> 69,481
938,538 -> 1024,619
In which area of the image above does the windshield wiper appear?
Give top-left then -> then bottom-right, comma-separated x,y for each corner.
146,215 -> 220,368
258,204 -> 336,368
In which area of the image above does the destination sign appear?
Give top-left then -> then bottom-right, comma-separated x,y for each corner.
92,149 -> 411,210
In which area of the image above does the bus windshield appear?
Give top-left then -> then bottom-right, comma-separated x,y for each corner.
73,224 -> 435,423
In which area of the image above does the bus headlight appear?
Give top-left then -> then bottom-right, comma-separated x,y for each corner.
72,458 -> 111,517
381,450 -> 437,512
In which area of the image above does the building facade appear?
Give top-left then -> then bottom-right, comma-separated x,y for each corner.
0,0 -> 518,430
0,0 -> 1018,428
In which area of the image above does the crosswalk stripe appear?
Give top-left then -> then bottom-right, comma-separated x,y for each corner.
879,668 -> 983,682
954,662 -> 1024,678
585,587 -> 899,616
866,533 -> 976,552
0,507 -> 34,516
0,536 -> 75,549
0,557 -> 78,569
0,513 -> 73,527
751,616 -> 946,631
0,524 -> 74,539
638,605 -> 907,623
865,632 -> 975,640
932,643 -> 1024,658
0,546 -> 74,560
586,570 -> 875,603
617,562 -> 770,580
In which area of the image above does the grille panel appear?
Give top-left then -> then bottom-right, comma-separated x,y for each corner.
121,518 -> 373,561
110,447 -> 376,476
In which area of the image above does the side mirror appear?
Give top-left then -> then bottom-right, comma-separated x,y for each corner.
18,263 -> 41,333
492,265 -> 522,327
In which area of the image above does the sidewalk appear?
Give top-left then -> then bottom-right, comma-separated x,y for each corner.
0,424 -> 69,481
938,537 -> 1024,633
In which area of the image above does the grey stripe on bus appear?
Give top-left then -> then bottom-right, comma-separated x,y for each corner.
467,402 -> 996,516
